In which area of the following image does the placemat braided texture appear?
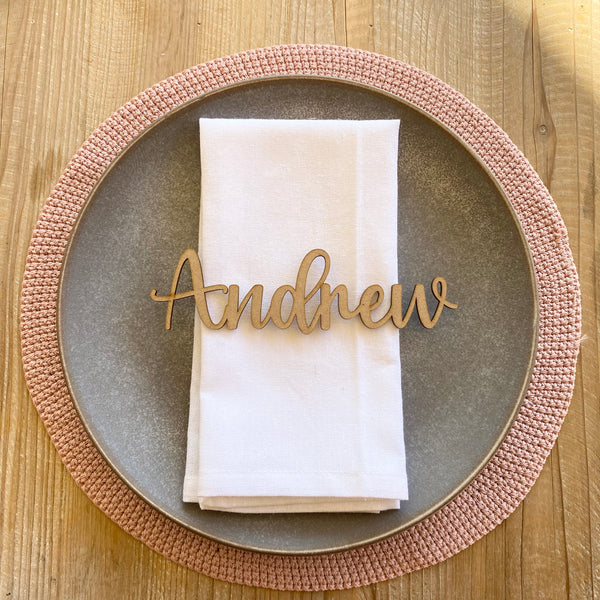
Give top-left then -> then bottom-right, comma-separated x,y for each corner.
20,45 -> 581,591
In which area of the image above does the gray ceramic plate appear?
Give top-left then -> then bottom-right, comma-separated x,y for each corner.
58,77 -> 537,554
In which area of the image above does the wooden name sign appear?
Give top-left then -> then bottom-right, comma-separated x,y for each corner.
151,248 -> 457,333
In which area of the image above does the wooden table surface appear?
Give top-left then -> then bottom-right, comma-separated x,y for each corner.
1,1 -> 598,598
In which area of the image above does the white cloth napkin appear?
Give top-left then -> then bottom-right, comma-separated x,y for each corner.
183,118 -> 408,513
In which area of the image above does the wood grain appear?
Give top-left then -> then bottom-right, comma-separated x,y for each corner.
1,0 -> 598,598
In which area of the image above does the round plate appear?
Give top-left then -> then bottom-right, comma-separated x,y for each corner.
58,76 -> 537,553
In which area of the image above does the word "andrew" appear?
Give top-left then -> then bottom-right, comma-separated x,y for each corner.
150,248 -> 457,333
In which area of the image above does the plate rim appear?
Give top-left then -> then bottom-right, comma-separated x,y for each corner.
56,74 -> 539,555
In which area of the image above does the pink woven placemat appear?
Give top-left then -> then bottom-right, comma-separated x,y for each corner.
20,45 -> 581,591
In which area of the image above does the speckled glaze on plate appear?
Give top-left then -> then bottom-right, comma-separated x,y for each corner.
58,77 -> 537,554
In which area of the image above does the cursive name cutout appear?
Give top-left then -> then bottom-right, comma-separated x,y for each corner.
150,248 -> 457,333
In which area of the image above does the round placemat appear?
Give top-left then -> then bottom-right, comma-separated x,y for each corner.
20,45 -> 581,591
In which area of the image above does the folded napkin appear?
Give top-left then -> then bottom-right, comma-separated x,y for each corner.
183,118 -> 408,513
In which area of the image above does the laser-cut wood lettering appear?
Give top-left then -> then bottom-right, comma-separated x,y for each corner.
150,248 -> 457,332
